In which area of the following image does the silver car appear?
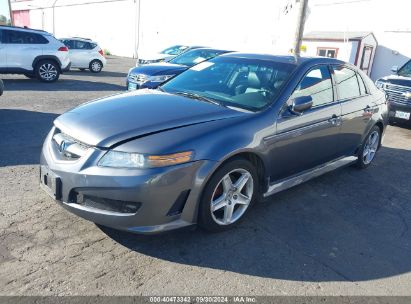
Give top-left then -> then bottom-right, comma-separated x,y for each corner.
40,53 -> 388,234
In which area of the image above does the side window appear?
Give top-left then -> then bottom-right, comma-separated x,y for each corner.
2,30 -> 47,44
357,74 -> 367,95
290,65 -> 334,107
33,33 -> 48,44
75,40 -> 91,49
62,40 -> 74,49
332,66 -> 361,100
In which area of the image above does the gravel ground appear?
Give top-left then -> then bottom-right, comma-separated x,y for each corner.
0,57 -> 411,296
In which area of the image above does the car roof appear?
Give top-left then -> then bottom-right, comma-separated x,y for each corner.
218,52 -> 345,66
0,25 -> 51,36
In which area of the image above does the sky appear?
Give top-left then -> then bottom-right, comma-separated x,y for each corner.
0,0 -> 11,19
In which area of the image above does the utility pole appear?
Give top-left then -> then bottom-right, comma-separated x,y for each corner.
52,0 -> 58,35
293,0 -> 309,57
7,0 -> 13,25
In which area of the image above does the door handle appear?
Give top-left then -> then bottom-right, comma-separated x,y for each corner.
328,115 -> 341,126
364,105 -> 372,113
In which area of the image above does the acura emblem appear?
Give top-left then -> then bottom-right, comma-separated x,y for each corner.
403,92 -> 411,99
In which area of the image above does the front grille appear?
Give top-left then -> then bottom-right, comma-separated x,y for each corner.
129,73 -> 148,83
385,83 -> 411,104
52,131 -> 90,160
69,191 -> 141,214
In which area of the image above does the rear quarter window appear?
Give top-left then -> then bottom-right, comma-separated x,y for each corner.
332,66 -> 361,100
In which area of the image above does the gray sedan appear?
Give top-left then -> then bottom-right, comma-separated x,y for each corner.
40,53 -> 388,233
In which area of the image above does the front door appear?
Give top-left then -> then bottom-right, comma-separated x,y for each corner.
268,65 -> 343,182
360,46 -> 373,76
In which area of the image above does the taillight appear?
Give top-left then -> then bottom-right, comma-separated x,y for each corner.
98,49 -> 104,56
58,46 -> 68,52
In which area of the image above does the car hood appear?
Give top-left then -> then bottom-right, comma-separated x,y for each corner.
54,90 -> 244,148
378,75 -> 411,87
129,63 -> 187,77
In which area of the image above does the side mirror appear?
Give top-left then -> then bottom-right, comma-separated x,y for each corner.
391,66 -> 399,74
289,96 -> 313,115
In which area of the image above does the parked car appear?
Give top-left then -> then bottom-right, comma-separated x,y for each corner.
0,26 -> 71,82
127,48 -> 231,90
0,79 -> 3,95
136,45 -> 203,66
40,54 -> 387,234
59,37 -> 106,73
375,59 -> 411,124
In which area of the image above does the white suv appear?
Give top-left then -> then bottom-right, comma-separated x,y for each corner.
0,26 -> 71,82
59,37 -> 106,73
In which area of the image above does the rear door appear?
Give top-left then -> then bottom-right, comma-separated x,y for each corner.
332,65 -> 374,155
70,40 -> 94,68
269,65 -> 343,181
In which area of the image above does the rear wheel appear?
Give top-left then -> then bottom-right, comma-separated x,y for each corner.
35,60 -> 60,82
356,125 -> 381,169
89,60 -> 103,73
198,158 -> 258,232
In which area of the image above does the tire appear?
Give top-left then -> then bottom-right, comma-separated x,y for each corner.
24,73 -> 36,79
35,60 -> 60,82
89,60 -> 103,73
198,158 -> 259,232
356,125 -> 381,169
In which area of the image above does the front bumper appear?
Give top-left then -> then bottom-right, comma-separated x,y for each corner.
40,128 -> 218,234
388,100 -> 411,124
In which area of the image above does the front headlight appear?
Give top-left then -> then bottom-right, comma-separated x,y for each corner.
375,80 -> 385,89
98,150 -> 193,168
148,74 -> 175,83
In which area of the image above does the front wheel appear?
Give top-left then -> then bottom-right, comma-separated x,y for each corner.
35,60 -> 60,82
356,125 -> 381,169
198,158 -> 258,232
89,60 -> 103,73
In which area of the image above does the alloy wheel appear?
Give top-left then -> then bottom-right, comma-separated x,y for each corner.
39,63 -> 58,81
210,168 -> 254,225
362,130 -> 379,165
91,61 -> 102,72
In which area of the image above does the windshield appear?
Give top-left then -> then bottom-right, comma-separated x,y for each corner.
161,56 -> 296,111
398,60 -> 411,77
169,49 -> 224,67
161,45 -> 188,55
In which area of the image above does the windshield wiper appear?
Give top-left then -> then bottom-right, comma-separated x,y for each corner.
173,91 -> 221,106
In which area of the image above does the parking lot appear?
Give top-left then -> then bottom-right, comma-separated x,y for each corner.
1,56 -> 411,296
